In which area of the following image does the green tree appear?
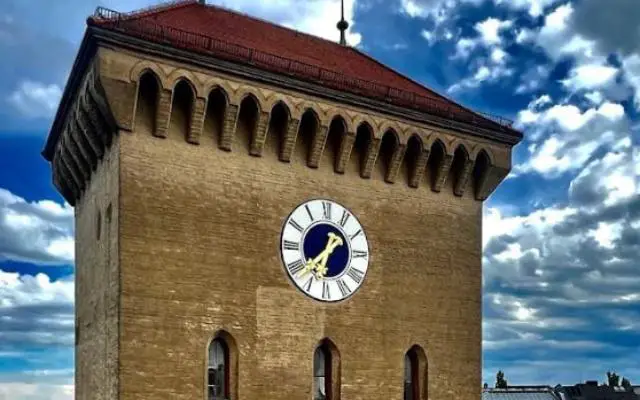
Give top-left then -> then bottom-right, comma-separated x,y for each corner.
607,371 -> 620,387
621,377 -> 631,391
496,371 -> 508,389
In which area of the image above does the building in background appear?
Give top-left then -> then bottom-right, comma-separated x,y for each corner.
483,386 -> 561,400
41,0 -> 521,398
483,382 -> 640,400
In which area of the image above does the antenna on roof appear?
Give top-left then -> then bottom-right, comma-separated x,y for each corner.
337,0 -> 349,46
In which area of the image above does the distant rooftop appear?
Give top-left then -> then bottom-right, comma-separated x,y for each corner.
483,386 -> 560,400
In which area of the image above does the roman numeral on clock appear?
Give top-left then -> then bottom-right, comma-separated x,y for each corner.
352,249 -> 367,258
346,267 -> 365,284
339,210 -> 350,227
304,276 -> 314,292
322,281 -> 331,300
283,240 -> 299,251
287,259 -> 304,275
288,219 -> 303,232
336,279 -> 351,297
350,229 -> 362,241
322,201 -> 332,220
305,204 -> 314,222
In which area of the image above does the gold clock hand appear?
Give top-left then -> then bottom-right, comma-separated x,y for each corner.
297,232 -> 344,280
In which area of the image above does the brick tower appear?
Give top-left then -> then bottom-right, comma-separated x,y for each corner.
42,1 -> 522,399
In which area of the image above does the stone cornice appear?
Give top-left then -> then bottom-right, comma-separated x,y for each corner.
43,25 -> 521,163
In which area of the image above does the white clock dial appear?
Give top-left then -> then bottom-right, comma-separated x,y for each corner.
280,199 -> 369,302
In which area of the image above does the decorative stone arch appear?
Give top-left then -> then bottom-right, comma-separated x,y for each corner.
405,132 -> 425,152
130,60 -> 167,89
269,99 -> 293,120
299,106 -> 322,126
170,76 -> 198,98
167,69 -> 204,97
448,138 -> 471,158
326,110 -> 355,133
204,81 -> 233,105
376,119 -> 402,140
350,113 -> 374,134
471,145 -> 496,165
235,87 -> 267,110
263,93 -> 295,116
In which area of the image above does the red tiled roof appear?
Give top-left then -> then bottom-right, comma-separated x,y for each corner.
88,0 -> 518,135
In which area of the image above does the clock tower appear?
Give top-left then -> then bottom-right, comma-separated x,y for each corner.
42,1 -> 522,399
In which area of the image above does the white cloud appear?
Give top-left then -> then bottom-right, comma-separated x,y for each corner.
494,0 -> 558,17
515,101 -> 628,177
561,63 -> 619,92
0,383 -> 73,400
532,3 -> 600,62
214,0 -> 362,45
621,53 -> 640,110
490,47 -> 508,64
0,188 -> 74,265
475,17 -> 512,46
7,81 -> 62,119
453,37 -> 478,59
583,91 -> 604,105
448,63 -> 513,93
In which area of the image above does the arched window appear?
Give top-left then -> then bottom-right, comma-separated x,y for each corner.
208,338 -> 229,400
314,345 -> 329,400
313,339 -> 340,400
404,345 -> 427,400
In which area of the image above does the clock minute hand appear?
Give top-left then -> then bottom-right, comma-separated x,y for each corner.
298,232 -> 344,280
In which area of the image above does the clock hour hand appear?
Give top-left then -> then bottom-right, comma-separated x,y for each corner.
298,232 -> 343,280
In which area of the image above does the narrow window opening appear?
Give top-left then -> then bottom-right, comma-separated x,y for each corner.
402,135 -> 422,185
208,338 -> 229,400
323,117 -> 346,171
314,344 -> 331,400
236,95 -> 260,153
426,140 -> 445,189
135,71 -> 159,135
472,150 -> 491,197
96,209 -> 101,241
203,88 -> 227,146
448,145 -> 469,193
349,123 -> 372,176
376,130 -> 398,181
106,203 -> 113,224
265,102 -> 289,158
170,80 -> 194,140
404,346 -> 427,400
295,109 -> 319,165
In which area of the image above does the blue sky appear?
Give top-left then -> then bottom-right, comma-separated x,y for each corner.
0,0 -> 638,398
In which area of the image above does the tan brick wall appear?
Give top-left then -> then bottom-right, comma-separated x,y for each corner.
57,45 -> 509,400
116,122 -> 482,399
74,137 -> 120,400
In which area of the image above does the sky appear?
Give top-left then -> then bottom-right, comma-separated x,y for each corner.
0,0 -> 638,398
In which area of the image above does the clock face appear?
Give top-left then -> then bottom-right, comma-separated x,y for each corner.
280,199 -> 370,302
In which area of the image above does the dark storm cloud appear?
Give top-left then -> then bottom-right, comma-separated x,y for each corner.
571,0 -> 640,56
